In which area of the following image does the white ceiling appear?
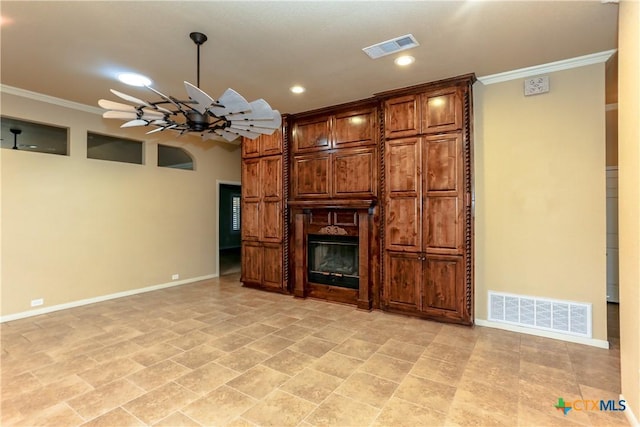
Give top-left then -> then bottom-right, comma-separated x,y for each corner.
1,1 -> 618,115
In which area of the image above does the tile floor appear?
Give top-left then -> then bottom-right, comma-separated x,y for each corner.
1,274 -> 628,426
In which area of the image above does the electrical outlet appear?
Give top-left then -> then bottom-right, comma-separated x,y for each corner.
31,298 -> 44,307
172,274 -> 179,280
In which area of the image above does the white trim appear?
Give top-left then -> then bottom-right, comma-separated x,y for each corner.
0,274 -> 217,323
475,318 -> 610,349
606,103 -> 619,112
0,84 -> 103,115
621,394 -> 640,427
477,49 -> 617,85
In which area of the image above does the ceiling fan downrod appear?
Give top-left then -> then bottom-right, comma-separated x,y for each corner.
189,32 -> 208,89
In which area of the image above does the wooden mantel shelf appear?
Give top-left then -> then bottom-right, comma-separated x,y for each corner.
287,199 -> 377,210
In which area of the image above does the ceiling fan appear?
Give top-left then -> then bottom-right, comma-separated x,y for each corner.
98,32 -> 281,143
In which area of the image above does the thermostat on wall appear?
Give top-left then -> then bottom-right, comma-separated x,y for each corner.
524,76 -> 550,96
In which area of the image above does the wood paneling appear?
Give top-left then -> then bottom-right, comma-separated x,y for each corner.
262,244 -> 283,288
293,116 -> 331,152
423,255 -> 464,320
334,109 -> 375,148
241,242 -> 263,283
384,251 -> 422,311
261,201 -> 282,241
242,129 -> 283,158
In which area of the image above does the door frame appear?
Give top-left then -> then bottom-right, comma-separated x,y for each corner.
216,179 -> 241,277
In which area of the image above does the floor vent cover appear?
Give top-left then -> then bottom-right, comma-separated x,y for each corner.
362,34 -> 419,59
488,291 -> 592,338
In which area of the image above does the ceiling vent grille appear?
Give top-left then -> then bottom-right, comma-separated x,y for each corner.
488,291 -> 592,338
362,34 -> 419,59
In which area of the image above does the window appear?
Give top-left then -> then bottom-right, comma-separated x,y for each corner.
231,195 -> 241,232
1,116 -> 69,155
87,132 -> 143,164
157,144 -> 194,170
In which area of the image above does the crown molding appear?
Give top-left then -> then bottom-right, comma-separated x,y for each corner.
0,84 -> 103,115
477,49 -> 617,85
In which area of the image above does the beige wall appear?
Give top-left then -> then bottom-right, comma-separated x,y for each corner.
618,0 -> 640,420
0,92 -> 241,317
474,63 -> 608,341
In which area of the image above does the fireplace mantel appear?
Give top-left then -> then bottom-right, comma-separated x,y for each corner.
287,199 -> 377,210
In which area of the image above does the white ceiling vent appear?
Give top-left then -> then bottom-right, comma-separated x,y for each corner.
362,34 -> 419,59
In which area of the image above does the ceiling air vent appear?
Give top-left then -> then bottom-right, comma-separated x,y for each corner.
362,34 -> 419,59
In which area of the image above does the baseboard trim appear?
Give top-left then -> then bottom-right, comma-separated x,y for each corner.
0,274 -> 218,323
475,318 -> 610,348
622,394 -> 640,427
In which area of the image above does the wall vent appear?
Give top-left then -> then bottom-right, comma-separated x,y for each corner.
488,291 -> 592,338
362,34 -> 419,59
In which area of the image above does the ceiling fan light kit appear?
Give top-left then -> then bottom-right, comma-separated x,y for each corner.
98,32 -> 281,143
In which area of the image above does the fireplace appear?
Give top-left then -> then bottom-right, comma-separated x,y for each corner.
308,234 -> 359,289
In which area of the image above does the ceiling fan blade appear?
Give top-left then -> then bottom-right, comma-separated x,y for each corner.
110,89 -> 153,108
228,123 -> 278,135
209,88 -> 251,116
226,126 -> 262,139
146,127 -> 165,135
229,110 -> 282,129
225,99 -> 275,120
184,81 -> 219,114
103,110 -> 165,121
98,99 -> 137,112
121,119 -> 148,128
214,128 -> 241,142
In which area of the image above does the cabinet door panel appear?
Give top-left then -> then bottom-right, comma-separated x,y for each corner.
292,154 -> 330,198
425,133 -> 461,192
260,129 -> 283,156
386,138 -> 420,193
425,197 -> 461,251
384,251 -> 422,311
261,156 -> 282,199
421,88 -> 462,134
262,244 -> 283,289
242,201 -> 260,241
423,255 -> 465,320
333,147 -> 377,198
261,200 -> 282,242
293,117 -> 331,153
334,109 -> 376,148
384,95 -> 420,138
242,242 -> 263,283
386,197 -> 421,251
242,136 -> 260,158
242,159 -> 261,200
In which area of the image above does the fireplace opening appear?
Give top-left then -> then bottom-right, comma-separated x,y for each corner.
308,234 -> 359,289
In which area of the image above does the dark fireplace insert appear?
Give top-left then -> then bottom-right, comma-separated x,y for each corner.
307,234 -> 359,289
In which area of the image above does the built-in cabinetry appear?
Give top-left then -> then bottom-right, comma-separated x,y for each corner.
241,124 -> 288,292
378,75 -> 475,325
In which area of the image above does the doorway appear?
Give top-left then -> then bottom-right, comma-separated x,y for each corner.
219,183 -> 241,276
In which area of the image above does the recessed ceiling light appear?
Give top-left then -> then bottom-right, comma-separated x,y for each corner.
290,85 -> 305,94
117,72 -> 151,87
394,55 -> 415,66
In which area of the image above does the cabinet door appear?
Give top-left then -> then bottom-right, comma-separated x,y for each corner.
262,244 -> 283,290
424,133 -> 464,254
384,95 -> 420,139
293,116 -> 331,153
385,137 -> 422,252
384,251 -> 422,311
242,159 -> 261,241
242,136 -> 260,158
333,147 -> 377,198
333,108 -> 376,149
260,128 -> 283,156
423,255 -> 467,322
421,87 -> 462,134
242,241 -> 263,284
292,154 -> 331,199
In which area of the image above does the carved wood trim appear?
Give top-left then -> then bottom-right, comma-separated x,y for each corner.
317,225 -> 348,235
378,101 -> 386,308
463,86 -> 474,322
282,117 -> 290,293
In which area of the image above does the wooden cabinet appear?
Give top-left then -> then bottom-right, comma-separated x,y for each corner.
291,105 -> 378,201
241,129 -> 287,292
380,76 -> 473,325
